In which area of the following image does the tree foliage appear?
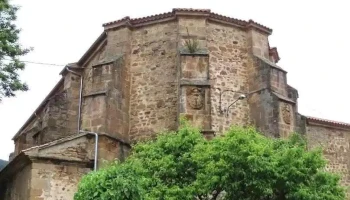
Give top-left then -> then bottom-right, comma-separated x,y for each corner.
74,122 -> 345,200
0,0 -> 31,101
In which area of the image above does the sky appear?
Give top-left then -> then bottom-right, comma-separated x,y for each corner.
0,0 -> 349,160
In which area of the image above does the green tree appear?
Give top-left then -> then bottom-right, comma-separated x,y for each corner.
74,122 -> 345,200
0,0 -> 31,101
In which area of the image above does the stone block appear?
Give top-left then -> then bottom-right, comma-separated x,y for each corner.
180,55 -> 209,80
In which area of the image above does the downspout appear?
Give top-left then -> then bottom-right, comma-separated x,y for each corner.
79,131 -> 99,171
65,66 -> 83,133
65,67 -> 99,171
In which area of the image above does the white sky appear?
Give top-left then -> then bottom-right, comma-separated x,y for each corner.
0,0 -> 349,160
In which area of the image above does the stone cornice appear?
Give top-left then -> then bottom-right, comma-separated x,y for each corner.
255,56 -> 286,73
103,8 -> 272,35
272,92 -> 296,104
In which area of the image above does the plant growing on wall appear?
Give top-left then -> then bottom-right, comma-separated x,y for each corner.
184,27 -> 199,53
74,120 -> 345,200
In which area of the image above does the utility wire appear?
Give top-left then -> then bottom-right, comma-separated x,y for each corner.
2,58 -> 65,67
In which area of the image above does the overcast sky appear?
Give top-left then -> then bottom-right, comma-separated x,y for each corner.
0,0 -> 349,160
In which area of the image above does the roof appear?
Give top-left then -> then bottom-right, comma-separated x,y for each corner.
306,116 -> 350,130
103,8 -> 272,35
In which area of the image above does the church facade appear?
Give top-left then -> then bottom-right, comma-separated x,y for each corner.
1,9 -> 350,199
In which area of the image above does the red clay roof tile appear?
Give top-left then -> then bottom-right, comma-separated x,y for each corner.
102,8 -> 272,34
306,116 -> 350,129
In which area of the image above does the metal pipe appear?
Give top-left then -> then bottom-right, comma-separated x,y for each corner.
65,67 -> 83,133
218,89 -> 245,115
226,98 -> 241,117
80,130 -> 99,171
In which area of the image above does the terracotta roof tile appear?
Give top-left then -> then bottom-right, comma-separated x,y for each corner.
306,116 -> 350,129
103,16 -> 131,26
131,11 -> 173,24
209,12 -> 246,26
102,8 -> 272,34
247,19 -> 272,32
173,8 -> 211,13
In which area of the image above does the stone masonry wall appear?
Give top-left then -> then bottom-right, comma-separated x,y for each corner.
0,165 -> 31,200
40,90 -> 69,143
13,84 -> 72,155
81,28 -> 131,142
270,68 -> 287,96
103,27 -> 131,142
81,62 -> 111,133
97,135 -> 131,169
129,22 -> 178,141
63,72 -> 81,136
178,17 -> 207,50
207,23 -> 251,133
306,125 -> 350,195
7,10 -> 350,200
179,55 -> 212,135
81,44 -> 108,134
29,162 -> 90,200
278,100 -> 296,138
248,30 -> 270,60
247,90 -> 279,137
105,58 -> 130,142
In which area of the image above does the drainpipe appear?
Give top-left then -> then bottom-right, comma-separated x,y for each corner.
65,67 -> 83,133
79,130 -> 99,171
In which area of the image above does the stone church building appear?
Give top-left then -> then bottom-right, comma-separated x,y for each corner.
1,8 -> 350,199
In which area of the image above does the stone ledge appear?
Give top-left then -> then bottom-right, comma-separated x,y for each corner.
179,48 -> 209,56
83,91 -> 107,98
255,55 -> 286,73
180,79 -> 211,86
272,92 -> 296,104
92,56 -> 122,68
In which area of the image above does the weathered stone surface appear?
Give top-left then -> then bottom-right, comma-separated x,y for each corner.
180,86 -> 211,130
180,55 -> 209,80
14,84 -> 74,156
0,165 -> 31,200
247,30 -> 270,59
29,162 -> 90,200
4,10 -> 350,199
306,125 -> 350,194
278,101 -> 296,138
129,22 -> 178,141
207,23 -> 250,133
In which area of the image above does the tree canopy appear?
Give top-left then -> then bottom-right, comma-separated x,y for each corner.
0,0 -> 31,101
74,122 -> 345,200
